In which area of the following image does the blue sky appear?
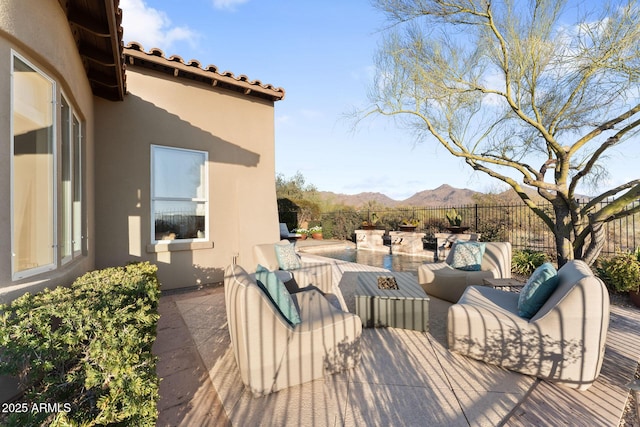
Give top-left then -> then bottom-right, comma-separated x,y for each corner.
120,0 -> 638,200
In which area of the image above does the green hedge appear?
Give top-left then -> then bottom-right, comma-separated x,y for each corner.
0,262 -> 160,426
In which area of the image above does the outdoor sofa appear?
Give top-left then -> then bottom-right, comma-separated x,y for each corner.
224,264 -> 362,396
418,241 -> 512,303
447,260 -> 610,390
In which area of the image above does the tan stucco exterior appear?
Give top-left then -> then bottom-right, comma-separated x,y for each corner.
0,0 -> 95,303
94,66 -> 280,289
1,1 -> 281,295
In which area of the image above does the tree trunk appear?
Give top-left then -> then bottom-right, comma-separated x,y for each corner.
553,202 -> 574,267
581,217 -> 606,266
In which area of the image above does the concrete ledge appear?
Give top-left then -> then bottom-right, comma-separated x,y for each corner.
146,241 -> 214,253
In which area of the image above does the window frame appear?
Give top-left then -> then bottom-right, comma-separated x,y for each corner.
60,95 -> 72,264
71,113 -> 83,258
150,145 -> 209,245
60,92 -> 84,264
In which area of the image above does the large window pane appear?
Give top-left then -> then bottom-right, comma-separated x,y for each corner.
72,115 -> 82,254
61,97 -> 72,261
12,56 -> 55,275
153,147 -> 206,199
151,146 -> 208,242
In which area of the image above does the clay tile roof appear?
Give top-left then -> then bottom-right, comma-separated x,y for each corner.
124,42 -> 285,102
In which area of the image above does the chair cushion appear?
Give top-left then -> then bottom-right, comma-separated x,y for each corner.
274,242 -> 302,270
518,262 -> 560,319
255,265 -> 301,325
450,241 -> 486,271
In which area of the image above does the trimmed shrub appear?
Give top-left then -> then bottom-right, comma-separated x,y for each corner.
322,209 -> 362,240
512,249 -> 549,276
596,251 -> 640,293
0,262 -> 160,426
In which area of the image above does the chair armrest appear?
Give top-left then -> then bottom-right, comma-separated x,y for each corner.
417,262 -> 451,285
294,262 -> 333,292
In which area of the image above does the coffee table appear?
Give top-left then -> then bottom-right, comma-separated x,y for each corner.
355,272 -> 429,332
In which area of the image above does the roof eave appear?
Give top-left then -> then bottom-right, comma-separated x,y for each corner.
124,43 -> 285,102
62,0 -> 126,101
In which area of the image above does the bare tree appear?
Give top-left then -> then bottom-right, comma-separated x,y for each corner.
362,0 -> 640,266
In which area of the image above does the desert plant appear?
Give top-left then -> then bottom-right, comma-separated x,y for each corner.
446,208 -> 462,226
401,218 -> 420,226
512,249 -> 549,276
596,251 -> 640,293
362,212 -> 380,227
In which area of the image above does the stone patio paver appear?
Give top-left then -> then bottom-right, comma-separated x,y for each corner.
154,254 -> 640,426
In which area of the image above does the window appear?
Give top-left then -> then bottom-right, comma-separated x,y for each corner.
151,146 -> 208,243
61,96 -> 72,261
11,55 -> 56,277
11,52 -> 85,280
60,95 -> 84,263
72,115 -> 83,255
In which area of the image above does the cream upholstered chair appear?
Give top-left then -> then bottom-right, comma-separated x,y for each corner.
224,264 -> 362,396
418,241 -> 512,302
447,260 -> 610,390
253,240 -> 346,310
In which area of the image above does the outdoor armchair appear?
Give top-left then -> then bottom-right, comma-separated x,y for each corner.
447,260 -> 610,390
224,264 -> 362,396
418,241 -> 512,303
279,223 -> 300,241
253,240 -> 346,310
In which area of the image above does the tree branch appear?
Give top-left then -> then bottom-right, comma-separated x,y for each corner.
568,103 -> 640,157
581,179 -> 640,213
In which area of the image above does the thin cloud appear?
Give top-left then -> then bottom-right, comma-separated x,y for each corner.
212,0 -> 250,11
120,0 -> 199,50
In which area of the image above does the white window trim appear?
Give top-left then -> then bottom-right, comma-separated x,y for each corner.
60,94 -> 72,265
10,51 -> 57,280
71,112 -> 83,258
150,145 -> 209,245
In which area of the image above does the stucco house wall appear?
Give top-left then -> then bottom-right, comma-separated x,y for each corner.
94,57 -> 280,289
1,1 -> 283,295
0,0 -> 96,303
0,0 -> 282,404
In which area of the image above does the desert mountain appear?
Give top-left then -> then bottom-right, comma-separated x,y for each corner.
403,185 -> 478,206
319,184 -> 483,208
317,184 -> 578,208
318,191 -> 399,207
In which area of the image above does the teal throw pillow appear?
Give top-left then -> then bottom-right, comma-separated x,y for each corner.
518,262 -> 560,319
274,242 -> 302,270
450,241 -> 486,271
255,265 -> 301,326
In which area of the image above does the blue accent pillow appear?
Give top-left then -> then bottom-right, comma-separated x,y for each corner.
450,241 -> 486,271
274,242 -> 302,270
255,265 -> 301,326
518,263 -> 560,319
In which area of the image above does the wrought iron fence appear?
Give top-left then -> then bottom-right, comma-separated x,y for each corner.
280,199 -> 640,259
154,211 -> 205,240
